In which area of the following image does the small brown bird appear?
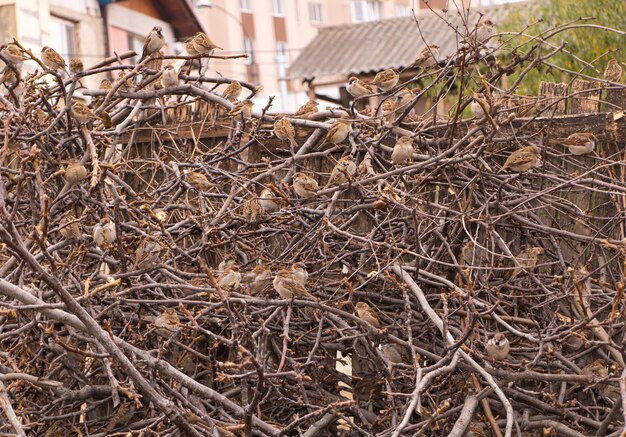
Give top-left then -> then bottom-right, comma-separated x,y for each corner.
154,308 -> 180,334
186,171 -> 212,191
222,80 -> 242,101
355,302 -> 381,328
140,26 -> 165,62
381,99 -> 397,123
501,145 -> 540,172
41,46 -> 69,75
603,59 -> 622,83
295,99 -> 318,118
485,332 -> 509,361
326,156 -> 357,187
292,172 -> 319,198
184,36 -> 199,56
471,92 -> 489,118
291,262 -> 308,286
346,77 -> 375,98
1,44 -> 25,65
134,238 -> 161,269
273,269 -> 315,299
99,79 -> 112,92
217,267 -> 242,290
507,245 -> 544,281
242,198 -> 264,221
161,65 -> 178,88
258,188 -> 282,212
411,44 -> 439,69
561,132 -> 597,156
115,72 -> 132,92
473,19 -> 496,44
324,119 -> 351,144
395,87 -> 417,109
0,67 -> 19,88
59,213 -> 82,239
69,58 -> 83,76
380,344 -> 404,364
192,32 -> 222,55
242,265 -> 272,295
71,102 -> 96,124
580,359 -> 608,381
372,68 -> 399,92
64,161 -> 88,185
274,116 -> 297,148
391,136 -> 414,165
92,219 -> 116,248
227,99 -> 254,119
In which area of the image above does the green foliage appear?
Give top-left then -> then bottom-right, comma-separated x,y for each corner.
500,0 -> 625,94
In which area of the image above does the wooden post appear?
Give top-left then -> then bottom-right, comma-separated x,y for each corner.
539,81 -> 568,115
570,79 -> 600,114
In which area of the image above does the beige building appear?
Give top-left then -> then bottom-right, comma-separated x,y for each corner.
196,0 -> 454,112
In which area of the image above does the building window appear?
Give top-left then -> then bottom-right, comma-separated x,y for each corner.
351,0 -> 381,23
240,0 -> 252,11
50,16 -> 77,63
395,5 -> 409,16
309,2 -> 322,24
243,37 -> 255,65
272,0 -> 283,16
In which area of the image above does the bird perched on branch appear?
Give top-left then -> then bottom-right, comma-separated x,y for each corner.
64,161 -> 88,185
242,265 -> 272,295
292,172 -> 319,198
411,44 -> 439,69
346,77 -> 375,98
486,332 -> 509,361
154,308 -> 180,335
391,136 -> 414,165
273,269 -> 315,299
59,213 -> 82,239
274,116 -> 297,148
372,68 -> 399,92
222,80 -> 242,102
139,26 -> 165,62
291,263 -> 308,286
324,118 -> 351,145
192,32 -> 222,55
295,99 -> 318,118
471,92 -> 489,118
355,302 -> 381,328
325,156 -> 357,187
394,87 -> 417,109
380,344 -> 404,364
560,132 -> 597,156
258,187 -> 283,212
134,238 -> 161,269
381,99 -> 397,123
93,219 -> 116,248
506,245 -> 544,281
603,59 -> 622,83
472,19 -> 496,45
227,99 -> 254,119
69,58 -> 83,76
218,266 -> 242,290
501,145 -> 540,172
71,102 -> 96,125
1,44 -> 25,65
41,46 -> 69,75
161,65 -> 178,88
186,171 -> 212,191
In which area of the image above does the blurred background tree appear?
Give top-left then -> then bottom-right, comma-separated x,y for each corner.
500,0 -> 625,95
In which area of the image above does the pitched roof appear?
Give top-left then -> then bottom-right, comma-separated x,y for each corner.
288,6 -> 512,81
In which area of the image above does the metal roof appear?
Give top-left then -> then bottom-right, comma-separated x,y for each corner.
288,6 -> 511,81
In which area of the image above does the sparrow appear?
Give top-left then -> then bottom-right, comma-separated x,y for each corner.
154,308 -> 180,334
192,32 -> 222,55
157,65 -> 177,89
134,238 -> 161,269
258,187 -> 282,212
561,132 -> 597,155
473,19 -> 496,44
242,265 -> 272,295
217,267 -> 242,290
59,213 -> 82,239
273,269 -> 315,299
507,245 -> 544,281
355,302 -> 381,328
346,77 -> 375,98
501,145 -> 540,172
603,58 -> 622,83
140,26 -> 165,62
291,262 -> 308,286
186,171 -> 212,191
99,79 -> 112,92
92,219 -> 116,248
64,161 -> 88,185
41,46 -> 69,75
381,99 -> 397,123
242,198 -> 264,221
69,58 -> 83,76
115,72 -> 132,92
0,44 -> 24,65
222,80 -> 242,101
580,359 -> 608,381
394,87 -> 417,109
411,44 -> 439,69
217,258 -> 237,274
379,344 -> 404,364
460,239 -> 486,266
372,68 -> 399,92
295,99 -> 318,118
485,332 -> 509,361
292,172 -> 319,198
71,102 -> 96,125
325,156 -> 357,187
391,136 -> 414,165
324,119 -> 351,145
1,67 -> 19,88
471,92 -> 489,118
227,99 -> 254,119
274,116 -> 297,148
184,36 -> 199,56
